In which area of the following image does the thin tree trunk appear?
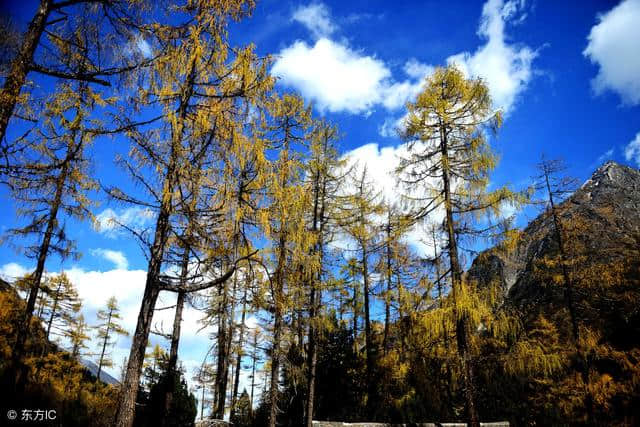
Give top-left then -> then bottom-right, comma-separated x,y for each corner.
353,281 -> 359,347
305,287 -> 319,427
306,161 -> 328,427
544,173 -> 579,342
383,214 -> 392,355
362,244 -> 374,414
230,286 -> 248,419
268,227 -> 288,427
432,227 -> 454,413
543,170 -> 593,421
45,280 -> 63,341
440,128 -> 479,427
268,312 -> 282,427
0,0 -> 51,143
250,330 -> 257,413
12,158 -> 68,392
214,274 -> 231,418
223,274 -> 238,413
201,385 -> 205,420
97,307 -> 113,381
161,288 -> 185,423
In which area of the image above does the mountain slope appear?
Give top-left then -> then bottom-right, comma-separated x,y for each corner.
469,160 -> 640,304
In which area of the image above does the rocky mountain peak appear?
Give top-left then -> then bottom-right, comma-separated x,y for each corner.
578,161 -> 640,202
468,161 -> 640,300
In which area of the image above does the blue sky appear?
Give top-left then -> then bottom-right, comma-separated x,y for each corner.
1,0 -> 640,407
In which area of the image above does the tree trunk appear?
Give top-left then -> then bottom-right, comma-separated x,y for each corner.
161,232 -> 191,423
45,280 -> 63,341
353,279 -> 359,347
268,231 -> 288,427
362,246 -> 372,380
214,275 -> 231,418
161,288 -> 185,423
12,157 -> 68,392
383,216 -> 392,355
201,385 -> 205,420
305,287 -> 319,427
97,307 -> 113,381
115,280 -> 161,427
268,308 -> 282,427
230,286 -> 248,419
114,200 -> 172,427
250,331 -> 257,414
0,0 -> 51,143
440,129 -> 479,427
544,173 -> 579,343
114,51 -> 199,427
543,170 -> 593,420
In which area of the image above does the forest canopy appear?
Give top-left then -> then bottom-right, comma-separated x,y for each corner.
1,1 -> 639,427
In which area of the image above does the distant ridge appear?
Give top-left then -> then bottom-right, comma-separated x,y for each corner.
79,358 -> 120,386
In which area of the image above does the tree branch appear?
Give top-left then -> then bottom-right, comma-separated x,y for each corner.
30,63 -> 111,86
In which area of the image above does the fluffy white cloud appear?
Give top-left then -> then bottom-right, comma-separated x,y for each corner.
583,0 -> 640,105
624,132 -> 640,167
94,207 -> 155,237
274,0 -> 535,117
292,3 -> 336,39
0,262 -> 30,281
446,0 -> 536,114
378,116 -> 402,138
90,248 -> 129,270
272,38 -> 392,114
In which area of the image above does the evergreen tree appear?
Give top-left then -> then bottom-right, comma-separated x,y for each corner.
41,272 -> 81,341
3,74 -> 105,390
397,65 -> 522,426
136,346 -> 197,427
259,93 -> 314,427
94,296 -> 128,381
65,313 -> 90,359
231,389 -> 253,427
111,0 -> 273,422
303,119 -> 346,426
337,165 -> 384,404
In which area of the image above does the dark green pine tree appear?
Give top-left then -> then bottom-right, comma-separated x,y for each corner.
134,347 -> 197,427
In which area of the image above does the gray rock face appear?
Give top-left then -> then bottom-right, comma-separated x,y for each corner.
468,161 -> 640,304
79,357 -> 120,385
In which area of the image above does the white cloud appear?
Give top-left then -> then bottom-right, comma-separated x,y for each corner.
90,248 -> 129,270
583,0 -> 640,105
272,41 -> 431,115
1,261 -> 219,384
624,132 -> 640,167
446,0 -> 536,114
292,3 -> 337,39
272,38 -> 392,114
136,37 -> 152,58
0,262 -> 30,281
403,58 -> 435,80
274,0 -> 536,117
94,207 -> 155,238
596,147 -> 615,164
